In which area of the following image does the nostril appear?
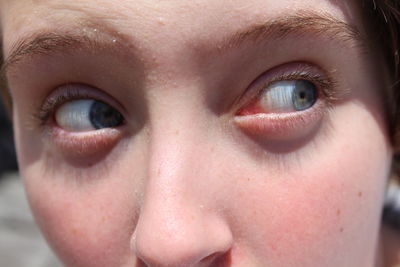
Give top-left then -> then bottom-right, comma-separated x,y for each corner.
199,252 -> 218,265
135,258 -> 149,267
200,250 -> 232,267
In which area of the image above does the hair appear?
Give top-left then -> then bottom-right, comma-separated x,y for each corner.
367,0 -> 400,79
363,0 -> 400,134
361,1 -> 400,179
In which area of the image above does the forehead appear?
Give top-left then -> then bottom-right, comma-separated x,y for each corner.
0,0 -> 363,53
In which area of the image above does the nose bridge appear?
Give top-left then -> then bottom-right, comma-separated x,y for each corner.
131,114 -> 233,266
146,111 -> 204,203
145,91 -> 211,201
144,128 -> 201,230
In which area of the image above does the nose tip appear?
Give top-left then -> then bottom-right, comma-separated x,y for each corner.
131,207 -> 233,267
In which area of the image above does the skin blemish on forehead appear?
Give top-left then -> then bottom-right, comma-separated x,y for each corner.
358,191 -> 363,197
157,17 -> 166,26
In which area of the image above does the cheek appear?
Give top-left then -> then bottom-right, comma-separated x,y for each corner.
18,138 -> 147,267
226,105 -> 391,265
22,168 -> 137,267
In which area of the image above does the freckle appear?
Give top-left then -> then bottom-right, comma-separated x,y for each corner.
358,191 -> 363,197
336,209 -> 341,216
157,168 -> 161,176
340,227 -> 344,233
71,227 -> 80,235
174,130 -> 180,135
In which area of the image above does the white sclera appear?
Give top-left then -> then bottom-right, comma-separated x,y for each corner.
55,99 -> 96,132
260,80 -> 297,112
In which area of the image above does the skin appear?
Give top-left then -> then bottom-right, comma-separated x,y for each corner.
0,0 -> 397,266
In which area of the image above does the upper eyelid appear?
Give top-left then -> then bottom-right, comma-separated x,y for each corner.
262,72 -> 333,101
36,84 -> 126,125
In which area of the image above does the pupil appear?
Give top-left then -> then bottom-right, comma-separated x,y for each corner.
89,101 -> 124,129
292,80 -> 317,111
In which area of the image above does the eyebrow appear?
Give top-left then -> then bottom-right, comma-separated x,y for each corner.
214,12 -> 364,52
1,28 -> 129,74
1,11 -> 363,75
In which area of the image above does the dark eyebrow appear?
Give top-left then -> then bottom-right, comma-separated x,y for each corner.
1,11 -> 363,74
215,12 -> 364,52
1,26 -> 129,75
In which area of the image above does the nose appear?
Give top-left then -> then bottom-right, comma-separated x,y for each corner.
131,137 -> 233,266
132,202 -> 233,266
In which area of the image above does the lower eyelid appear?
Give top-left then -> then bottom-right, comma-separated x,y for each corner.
44,125 -> 123,157
234,102 -> 325,140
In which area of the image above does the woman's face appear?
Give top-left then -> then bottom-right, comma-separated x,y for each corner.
1,0 -> 393,266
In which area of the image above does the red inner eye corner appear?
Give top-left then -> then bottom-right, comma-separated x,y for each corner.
237,101 -> 266,116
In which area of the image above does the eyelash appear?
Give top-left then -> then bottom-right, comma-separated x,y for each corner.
267,71 -> 335,103
36,64 -> 338,138
35,85 -> 121,127
233,63 -> 340,138
236,64 -> 338,115
34,85 -> 126,156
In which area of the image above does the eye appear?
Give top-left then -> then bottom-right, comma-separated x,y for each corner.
234,63 -> 338,140
55,99 -> 124,132
259,79 -> 318,113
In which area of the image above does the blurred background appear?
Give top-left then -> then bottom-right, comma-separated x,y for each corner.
0,101 -> 60,267
0,101 -> 17,174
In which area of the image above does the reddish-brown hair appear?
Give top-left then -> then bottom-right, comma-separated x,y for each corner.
362,1 -> 400,177
364,0 -> 400,134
